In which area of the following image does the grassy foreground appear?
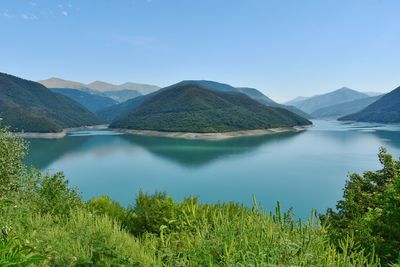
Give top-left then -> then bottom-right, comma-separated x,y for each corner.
0,123 -> 388,266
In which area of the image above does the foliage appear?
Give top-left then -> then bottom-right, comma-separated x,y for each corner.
0,121 -> 27,196
323,147 -> 400,265
0,226 -> 45,267
23,170 -> 83,216
87,195 -> 131,225
110,84 -> 311,132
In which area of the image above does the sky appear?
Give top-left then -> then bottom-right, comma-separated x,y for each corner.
1,0 -> 400,102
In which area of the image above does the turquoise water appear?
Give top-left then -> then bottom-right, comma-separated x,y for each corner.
25,120 -> 400,218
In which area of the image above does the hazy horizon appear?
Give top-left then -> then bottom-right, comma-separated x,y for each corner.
1,0 -> 399,101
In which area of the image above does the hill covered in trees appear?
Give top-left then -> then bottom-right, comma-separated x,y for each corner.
0,73 -> 101,132
110,83 -> 311,132
98,80 -> 311,122
339,86 -> 400,123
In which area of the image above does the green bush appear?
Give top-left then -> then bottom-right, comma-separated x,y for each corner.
127,191 -> 176,235
87,195 -> 131,225
23,170 -> 82,216
0,121 -> 27,196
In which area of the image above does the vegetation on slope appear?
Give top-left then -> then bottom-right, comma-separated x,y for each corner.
0,123 -> 385,266
0,73 -> 101,132
339,86 -> 400,123
110,84 -> 312,132
97,80 -> 311,123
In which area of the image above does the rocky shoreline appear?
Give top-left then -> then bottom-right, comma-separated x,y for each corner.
14,125 -> 109,139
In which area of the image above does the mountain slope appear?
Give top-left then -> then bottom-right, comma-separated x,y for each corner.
179,81 -> 311,118
97,80 -> 311,122
102,89 -> 142,103
310,96 -> 382,118
110,84 -> 311,133
339,86 -> 400,123
96,92 -> 157,122
292,87 -> 368,114
51,88 -> 118,112
0,73 -> 101,132
285,96 -> 310,106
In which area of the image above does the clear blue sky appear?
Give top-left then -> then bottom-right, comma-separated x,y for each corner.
1,0 -> 399,102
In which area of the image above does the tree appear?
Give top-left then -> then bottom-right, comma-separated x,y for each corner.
323,148 -> 400,265
0,120 -> 27,197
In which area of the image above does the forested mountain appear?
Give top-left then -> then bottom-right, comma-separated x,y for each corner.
97,80 -> 311,122
110,83 -> 311,132
51,88 -> 118,112
291,87 -> 369,113
310,95 -> 381,118
339,86 -> 400,123
0,73 -> 101,132
174,81 -> 311,118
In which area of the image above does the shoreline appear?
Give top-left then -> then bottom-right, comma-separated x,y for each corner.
14,125 -> 109,139
115,125 -> 311,140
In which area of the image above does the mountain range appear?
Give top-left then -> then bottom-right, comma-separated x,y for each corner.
0,73 -> 101,132
39,77 -> 159,103
110,82 -> 311,132
339,86 -> 400,123
288,87 -> 369,114
310,95 -> 382,118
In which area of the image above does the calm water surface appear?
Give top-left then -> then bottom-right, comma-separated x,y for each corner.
25,120 -> 400,218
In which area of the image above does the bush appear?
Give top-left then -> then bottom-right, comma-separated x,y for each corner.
0,121 -> 27,196
24,170 -> 82,216
87,195 -> 131,225
127,191 -> 177,235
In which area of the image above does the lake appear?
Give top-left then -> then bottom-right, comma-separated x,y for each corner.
25,120 -> 400,219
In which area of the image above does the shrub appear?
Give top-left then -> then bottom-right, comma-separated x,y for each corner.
87,195 -> 131,225
127,191 -> 176,235
0,121 -> 27,197
24,170 -> 83,216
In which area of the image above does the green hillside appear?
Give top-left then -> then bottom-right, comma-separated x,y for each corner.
110,84 -> 311,132
0,73 -> 101,132
339,86 -> 400,122
98,80 -> 311,122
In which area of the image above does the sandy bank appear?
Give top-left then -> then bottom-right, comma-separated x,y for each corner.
14,125 -> 109,139
116,126 -> 310,140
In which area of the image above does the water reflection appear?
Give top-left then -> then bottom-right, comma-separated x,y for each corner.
120,131 -> 303,167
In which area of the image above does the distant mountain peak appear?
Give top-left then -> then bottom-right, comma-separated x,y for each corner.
291,87 -> 368,114
38,77 -> 87,90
